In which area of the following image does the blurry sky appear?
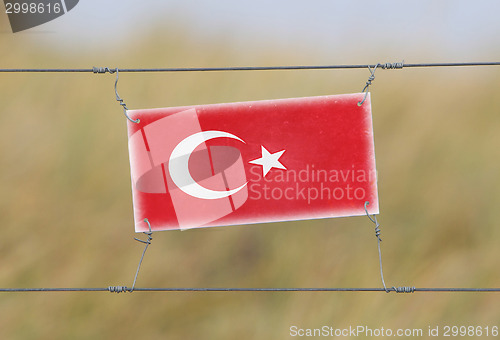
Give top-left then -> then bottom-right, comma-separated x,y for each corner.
3,0 -> 500,62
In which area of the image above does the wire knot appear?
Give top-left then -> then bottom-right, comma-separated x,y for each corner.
134,232 -> 153,245
364,201 -> 382,242
365,73 -> 375,87
358,64 -> 378,106
134,219 -> 153,245
374,224 -> 382,241
391,286 -> 416,293
108,286 -> 129,293
92,67 -> 116,74
380,61 -> 404,70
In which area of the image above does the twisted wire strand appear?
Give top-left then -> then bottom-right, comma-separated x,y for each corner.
379,61 -> 405,69
106,219 -> 154,294
392,286 -> 416,293
108,286 -> 129,293
112,68 -> 139,123
364,201 -> 389,292
357,64 -> 380,106
130,219 -> 154,292
364,202 -> 417,294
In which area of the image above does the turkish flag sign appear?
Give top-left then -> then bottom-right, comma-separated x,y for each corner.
127,93 -> 378,232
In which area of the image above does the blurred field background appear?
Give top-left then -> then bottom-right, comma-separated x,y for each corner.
1,2 -> 500,339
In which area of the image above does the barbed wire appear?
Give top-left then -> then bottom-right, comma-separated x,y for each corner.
0,61 -> 499,73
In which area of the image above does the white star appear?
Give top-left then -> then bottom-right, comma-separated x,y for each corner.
249,146 -> 287,177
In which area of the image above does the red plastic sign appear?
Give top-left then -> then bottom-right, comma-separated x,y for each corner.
127,93 -> 378,232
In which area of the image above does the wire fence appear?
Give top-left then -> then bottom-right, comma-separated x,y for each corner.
1,60 -> 499,294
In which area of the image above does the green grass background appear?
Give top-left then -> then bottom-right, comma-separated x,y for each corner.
1,14 -> 499,340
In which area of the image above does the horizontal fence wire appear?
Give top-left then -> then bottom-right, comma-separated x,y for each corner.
0,62 -> 499,73
1,287 -> 500,293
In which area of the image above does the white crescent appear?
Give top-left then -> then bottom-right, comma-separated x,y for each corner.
168,131 -> 247,200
